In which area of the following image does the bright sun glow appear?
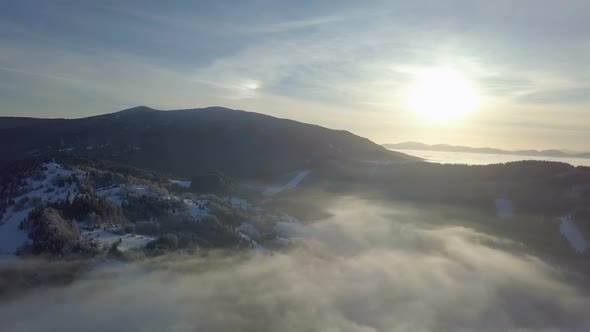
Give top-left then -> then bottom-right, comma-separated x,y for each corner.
407,68 -> 479,121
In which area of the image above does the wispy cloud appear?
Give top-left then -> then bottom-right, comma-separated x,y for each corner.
240,15 -> 347,33
518,88 -> 590,105
1,1 -> 590,148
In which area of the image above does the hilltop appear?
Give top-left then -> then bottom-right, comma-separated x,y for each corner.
0,106 -> 416,179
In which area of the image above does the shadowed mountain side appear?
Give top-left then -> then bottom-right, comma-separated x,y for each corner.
0,106 -> 417,178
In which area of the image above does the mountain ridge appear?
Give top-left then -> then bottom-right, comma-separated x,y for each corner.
384,142 -> 590,159
0,106 -> 418,178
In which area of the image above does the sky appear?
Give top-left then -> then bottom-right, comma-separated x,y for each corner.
1,0 -> 589,150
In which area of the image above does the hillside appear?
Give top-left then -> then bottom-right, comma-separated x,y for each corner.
0,106 -> 416,179
1,109 -> 589,262
0,119 -> 589,301
0,158 -> 303,257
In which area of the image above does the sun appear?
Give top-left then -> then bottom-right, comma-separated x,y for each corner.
406,67 -> 479,121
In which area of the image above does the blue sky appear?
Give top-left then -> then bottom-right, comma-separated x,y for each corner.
1,0 -> 589,150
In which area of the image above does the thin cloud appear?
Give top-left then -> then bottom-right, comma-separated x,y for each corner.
0,66 -> 87,85
518,88 -> 590,105
241,16 -> 347,33
2,1 -> 590,147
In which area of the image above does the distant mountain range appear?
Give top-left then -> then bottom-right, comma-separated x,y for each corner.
383,142 -> 590,159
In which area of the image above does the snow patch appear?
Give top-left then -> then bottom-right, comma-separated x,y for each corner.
80,225 -> 155,252
494,199 -> 514,218
183,199 -> 210,221
0,207 -> 33,254
559,216 -> 588,253
265,236 -> 290,247
227,197 -> 250,210
170,180 -> 191,188
132,186 -> 147,194
0,162 -> 87,254
238,223 -> 260,238
263,170 -> 311,196
96,186 -> 123,207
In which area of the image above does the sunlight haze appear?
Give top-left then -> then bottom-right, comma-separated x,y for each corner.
2,3 -> 590,331
406,67 -> 480,122
1,0 -> 589,150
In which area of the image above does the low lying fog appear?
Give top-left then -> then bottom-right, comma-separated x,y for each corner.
2,198 -> 589,332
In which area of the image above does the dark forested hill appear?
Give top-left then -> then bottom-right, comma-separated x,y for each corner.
0,106 -> 415,178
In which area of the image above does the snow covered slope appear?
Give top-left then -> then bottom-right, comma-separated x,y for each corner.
0,162 -> 83,253
0,161 -> 301,256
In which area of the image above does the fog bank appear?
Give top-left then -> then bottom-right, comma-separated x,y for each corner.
1,199 -> 588,332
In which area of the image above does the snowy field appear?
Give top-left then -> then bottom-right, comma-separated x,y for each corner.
96,185 -> 123,206
0,162 -> 83,254
0,163 -> 165,254
0,208 -> 33,254
80,224 -> 155,252
183,199 -> 210,221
